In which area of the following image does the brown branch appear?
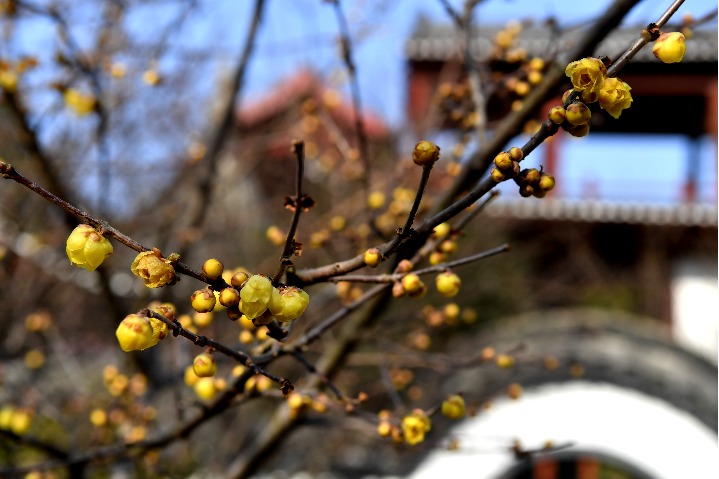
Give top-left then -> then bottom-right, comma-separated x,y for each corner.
0,160 -> 213,285
329,0 -> 371,192
173,0 -> 266,255
145,309 -> 291,389
272,139 -> 307,283
327,243 -> 510,283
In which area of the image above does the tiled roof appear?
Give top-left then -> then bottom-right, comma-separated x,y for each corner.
484,198 -> 718,226
406,21 -> 717,64
236,69 -> 389,139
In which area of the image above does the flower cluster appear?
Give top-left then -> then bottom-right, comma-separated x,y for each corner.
565,57 -> 633,120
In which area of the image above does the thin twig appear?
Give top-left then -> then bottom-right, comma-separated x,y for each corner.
608,0 -> 685,76
288,351 -> 345,400
145,309 -> 291,389
0,160 -> 227,288
330,0 -> 371,192
272,139 -> 307,283
326,243 -> 510,283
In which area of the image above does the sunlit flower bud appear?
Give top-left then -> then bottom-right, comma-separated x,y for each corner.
401,273 -> 426,298
490,167 -> 506,183
539,174 -> 556,192
653,32 -> 686,64
529,57 -> 545,71
131,251 -> 175,288
368,191 -> 386,209
191,289 -> 216,313
193,377 -> 218,400
9,409 -> 33,435
441,394 -> 466,420
219,287 -> 240,308
64,88 -> 97,116
496,354 -> 516,368
508,147 -> 523,161
116,314 -> 155,352
66,224 -> 113,271
239,275 -> 273,319
432,222 -> 451,239
401,409 -> 431,445
268,286 -> 310,322
412,140 -> 440,167
427,251 -> 445,266
493,151 -> 513,171
523,168 -> 541,185
364,248 -> 382,267
565,102 -> 591,126
548,106 -> 566,124
527,70 -> 543,85
202,258 -> 224,280
439,239 -> 457,255
598,77 -> 633,119
436,271 -> 461,298
231,271 -> 250,289
565,57 -> 606,93
193,352 -> 217,377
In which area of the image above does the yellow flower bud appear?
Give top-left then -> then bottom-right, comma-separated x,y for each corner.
0,69 -> 18,92
598,77 -> 633,119
66,224 -> 113,271
364,248 -> 382,267
184,365 -> 200,386
193,377 -> 218,401
490,167 -> 506,183
496,354 -> 515,368
565,57 -> 606,93
64,88 -> 97,116
539,174 -> 556,192
436,271 -> 461,298
565,102 -> 591,126
493,151 -> 513,171
653,32 -> 686,64
202,258 -> 224,280
441,394 -> 466,420
116,314 -> 156,352
268,286 -> 310,322
192,352 -> 217,377
401,273 -> 425,296
9,408 -> 33,435
401,409 -> 431,445
508,146 -> 523,161
130,251 -> 175,288
219,287 -> 240,308
412,140 -> 440,167
231,271 -> 251,289
191,289 -> 216,313
368,191 -> 386,210
239,275 -> 273,319
431,222 -> 451,239
548,106 -> 566,124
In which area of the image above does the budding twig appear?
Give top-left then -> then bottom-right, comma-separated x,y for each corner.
273,139 -> 307,284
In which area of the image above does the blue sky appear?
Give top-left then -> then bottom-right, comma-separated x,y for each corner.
214,0 -> 716,205
11,0 -> 715,208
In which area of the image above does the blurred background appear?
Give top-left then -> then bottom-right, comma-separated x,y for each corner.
0,1 -> 716,478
